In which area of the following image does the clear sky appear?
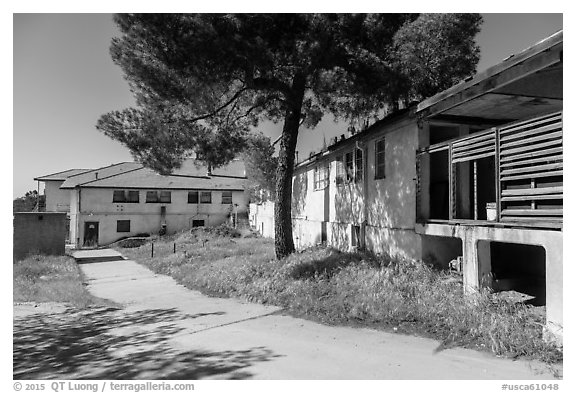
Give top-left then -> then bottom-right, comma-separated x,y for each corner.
12,13 -> 563,198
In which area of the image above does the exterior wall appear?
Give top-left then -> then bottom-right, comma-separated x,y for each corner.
362,121 -> 421,259
44,180 -> 71,212
13,212 -> 67,261
249,202 -> 275,239
417,223 -> 563,344
292,163 -> 330,249
73,187 -> 249,246
291,118 -> 423,257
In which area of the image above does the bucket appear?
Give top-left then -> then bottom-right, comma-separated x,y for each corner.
486,202 -> 497,221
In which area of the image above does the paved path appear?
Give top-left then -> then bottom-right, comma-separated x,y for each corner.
56,252 -> 558,380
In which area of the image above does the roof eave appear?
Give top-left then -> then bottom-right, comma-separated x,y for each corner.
416,30 -> 563,119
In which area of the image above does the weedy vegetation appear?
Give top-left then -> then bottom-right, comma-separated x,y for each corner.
13,255 -> 112,308
118,225 -> 562,364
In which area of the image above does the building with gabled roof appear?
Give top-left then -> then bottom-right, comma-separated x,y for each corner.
35,159 -> 249,247
256,30 -> 562,344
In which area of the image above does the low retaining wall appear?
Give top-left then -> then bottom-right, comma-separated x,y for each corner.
13,212 -> 67,261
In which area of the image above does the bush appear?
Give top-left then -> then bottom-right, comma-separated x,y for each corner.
116,238 -> 150,248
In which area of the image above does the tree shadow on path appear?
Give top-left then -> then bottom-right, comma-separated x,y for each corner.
14,306 -> 279,380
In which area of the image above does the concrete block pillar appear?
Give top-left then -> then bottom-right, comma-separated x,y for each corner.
544,236 -> 563,345
461,232 -> 479,294
461,230 -> 492,293
477,240 -> 493,288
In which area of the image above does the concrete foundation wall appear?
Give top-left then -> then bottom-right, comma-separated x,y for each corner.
13,212 -> 67,261
365,225 -> 422,260
421,234 -> 463,269
417,223 -> 563,344
328,222 -> 351,250
293,218 -> 323,249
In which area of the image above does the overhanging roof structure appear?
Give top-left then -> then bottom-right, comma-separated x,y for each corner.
417,30 -> 562,124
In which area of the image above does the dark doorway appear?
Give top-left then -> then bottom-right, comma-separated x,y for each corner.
429,149 -> 449,219
476,156 -> 496,220
321,222 -> 327,243
83,222 -> 99,248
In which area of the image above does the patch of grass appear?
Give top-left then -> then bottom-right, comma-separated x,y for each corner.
13,255 -> 113,308
118,228 -> 562,364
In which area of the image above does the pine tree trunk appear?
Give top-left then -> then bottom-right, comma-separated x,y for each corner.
274,77 -> 305,259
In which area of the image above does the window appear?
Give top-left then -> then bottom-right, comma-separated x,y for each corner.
117,220 -> 130,233
160,191 -> 171,203
114,190 -> 139,203
314,164 -> 329,190
113,190 -> 126,203
335,155 -> 345,185
188,191 -> 199,204
338,149 -> 364,184
127,191 -> 140,203
146,191 -> 159,203
355,148 -> 363,182
222,191 -> 233,204
375,138 -> 386,179
200,191 -> 212,204
345,152 -> 354,182
192,220 -> 205,227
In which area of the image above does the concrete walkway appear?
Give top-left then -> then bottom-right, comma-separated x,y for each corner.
74,253 -> 559,380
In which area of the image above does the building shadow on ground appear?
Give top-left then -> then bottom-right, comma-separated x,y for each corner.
13,306 -> 279,380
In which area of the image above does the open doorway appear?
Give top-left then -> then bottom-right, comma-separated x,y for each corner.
83,222 -> 99,248
429,149 -> 449,219
454,156 -> 496,220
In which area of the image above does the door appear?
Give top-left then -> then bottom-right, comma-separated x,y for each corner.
83,221 -> 99,248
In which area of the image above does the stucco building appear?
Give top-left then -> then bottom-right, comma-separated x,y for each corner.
36,159 -> 249,248
253,31 -> 563,343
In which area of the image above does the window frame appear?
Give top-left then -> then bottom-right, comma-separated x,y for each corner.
354,148 -> 363,183
126,190 -> 140,203
159,190 -> 172,203
338,149 -> 365,184
116,220 -> 131,233
192,219 -> 205,227
345,151 -> 354,182
145,191 -> 159,203
112,190 -> 126,203
375,138 -> 386,180
335,155 -> 345,185
314,164 -> 329,191
200,191 -> 212,204
188,191 -> 199,204
221,191 -> 233,204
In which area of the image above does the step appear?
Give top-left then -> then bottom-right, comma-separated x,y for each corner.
71,249 -> 126,264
